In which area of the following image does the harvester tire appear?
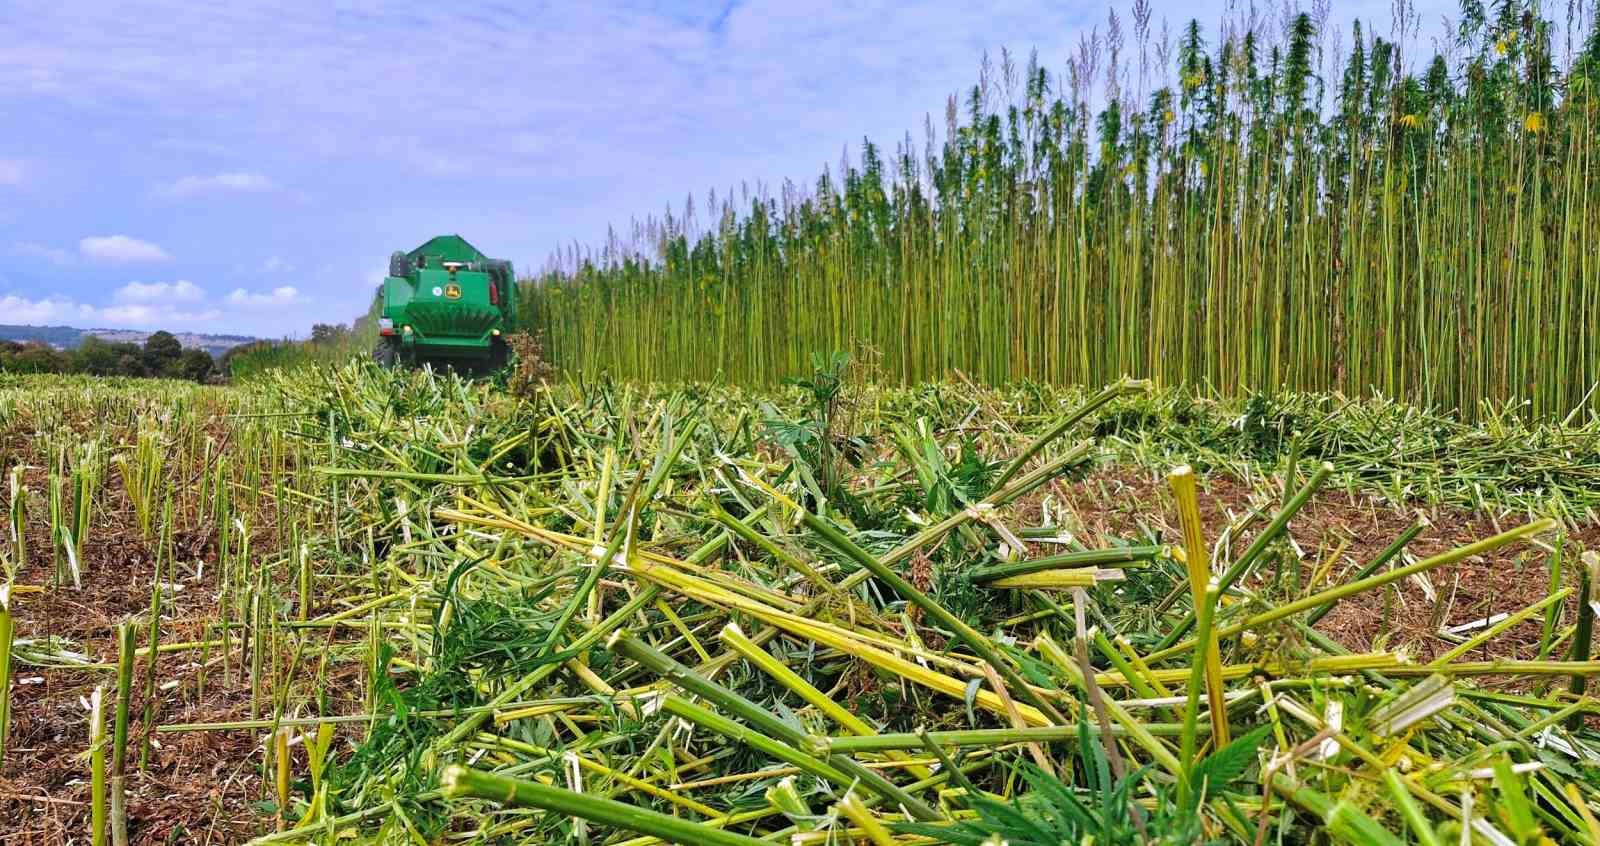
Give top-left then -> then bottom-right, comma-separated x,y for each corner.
373,341 -> 399,368
488,337 -> 509,372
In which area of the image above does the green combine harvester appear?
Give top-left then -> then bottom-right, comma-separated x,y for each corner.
375,235 -> 516,371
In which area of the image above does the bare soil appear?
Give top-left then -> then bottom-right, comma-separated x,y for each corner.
1045,466 -> 1595,664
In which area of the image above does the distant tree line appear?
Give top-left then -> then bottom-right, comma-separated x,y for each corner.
0,330 -> 217,381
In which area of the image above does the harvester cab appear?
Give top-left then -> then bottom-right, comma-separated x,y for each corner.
375,235 -> 516,371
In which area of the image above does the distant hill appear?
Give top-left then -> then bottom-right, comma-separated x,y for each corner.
84,328 -> 260,358
0,324 -> 259,358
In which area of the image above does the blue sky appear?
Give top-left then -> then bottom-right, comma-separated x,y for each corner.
0,0 -> 1459,338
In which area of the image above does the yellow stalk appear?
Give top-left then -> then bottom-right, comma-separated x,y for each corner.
768,608 -> 1050,725
570,752 -> 723,818
989,569 -> 1101,589
274,728 -> 291,831
1305,540 -> 1351,594
643,578 -> 1051,726
836,792 -> 896,846
1564,783 -> 1600,844
630,555 -> 988,676
654,599 -> 711,663
1169,465 -> 1231,745
562,656 -> 640,720
588,448 -> 614,624
982,662 -> 1055,777
1115,635 -> 1175,698
718,622 -> 871,736
1427,588 -> 1571,668
439,503 -> 805,611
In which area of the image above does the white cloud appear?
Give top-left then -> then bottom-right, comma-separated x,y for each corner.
114,279 -> 205,302
9,241 -> 73,265
79,235 -> 172,263
0,278 -> 316,335
97,303 -> 221,325
0,293 -> 218,328
227,285 -> 302,308
261,255 -> 293,273
0,295 -> 94,324
0,159 -> 23,186
155,171 -> 276,198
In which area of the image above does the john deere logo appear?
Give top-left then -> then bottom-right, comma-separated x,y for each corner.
443,283 -> 462,300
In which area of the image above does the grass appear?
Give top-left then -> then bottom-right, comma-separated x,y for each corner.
0,364 -> 1598,843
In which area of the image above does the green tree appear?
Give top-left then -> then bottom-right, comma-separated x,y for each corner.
177,348 -> 214,382
116,353 -> 150,378
310,323 -> 350,345
141,331 -> 183,375
72,337 -> 140,376
3,342 -> 71,374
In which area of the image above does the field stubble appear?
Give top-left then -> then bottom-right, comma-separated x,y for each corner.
0,368 -> 1596,843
